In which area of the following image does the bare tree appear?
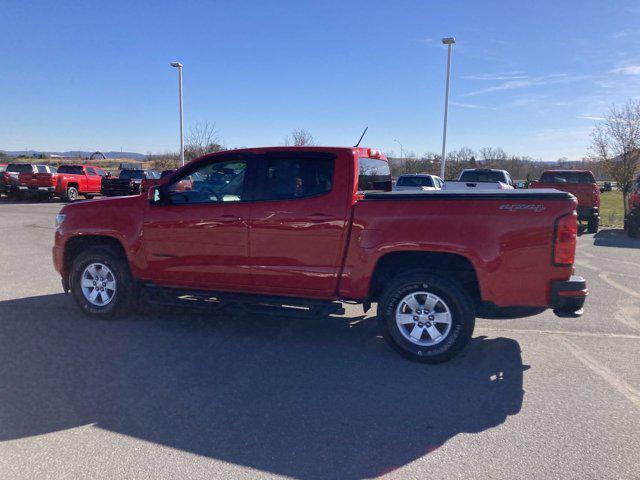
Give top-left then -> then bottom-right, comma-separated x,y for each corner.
148,152 -> 180,172
590,100 -> 640,215
186,121 -> 224,161
284,128 -> 315,146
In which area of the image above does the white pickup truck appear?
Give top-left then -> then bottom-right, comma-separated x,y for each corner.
443,168 -> 515,191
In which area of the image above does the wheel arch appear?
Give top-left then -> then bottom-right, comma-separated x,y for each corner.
63,235 -> 128,279
368,251 -> 481,306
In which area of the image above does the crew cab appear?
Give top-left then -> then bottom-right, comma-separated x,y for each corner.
101,169 -> 160,197
530,170 -> 600,233
50,165 -> 106,202
625,174 -> 640,238
394,174 -> 443,191
17,164 -> 59,199
53,146 -> 587,363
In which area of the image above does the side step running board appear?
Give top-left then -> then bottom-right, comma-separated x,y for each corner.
140,284 -> 346,319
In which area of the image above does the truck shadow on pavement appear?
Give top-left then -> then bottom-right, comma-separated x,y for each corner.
594,228 -> 640,249
0,294 -> 527,479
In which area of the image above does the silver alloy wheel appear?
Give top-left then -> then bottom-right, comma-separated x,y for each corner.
80,263 -> 116,307
395,291 -> 453,346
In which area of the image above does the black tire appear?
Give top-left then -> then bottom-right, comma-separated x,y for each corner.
65,186 -> 79,202
84,194 -> 94,200
377,270 -> 475,364
587,216 -> 599,234
69,245 -> 133,319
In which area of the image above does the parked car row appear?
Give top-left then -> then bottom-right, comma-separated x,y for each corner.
0,163 -> 160,202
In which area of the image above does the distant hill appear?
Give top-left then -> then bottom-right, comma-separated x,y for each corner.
0,150 -> 147,160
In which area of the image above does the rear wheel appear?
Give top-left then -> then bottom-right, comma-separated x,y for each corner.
65,186 -> 79,202
587,216 -> 599,234
69,246 -> 133,318
377,270 -> 475,363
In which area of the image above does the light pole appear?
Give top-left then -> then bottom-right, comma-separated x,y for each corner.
170,62 -> 184,167
440,37 -> 455,180
393,138 -> 404,162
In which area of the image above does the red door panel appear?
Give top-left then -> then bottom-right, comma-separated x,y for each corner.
142,202 -> 251,289
249,152 -> 351,297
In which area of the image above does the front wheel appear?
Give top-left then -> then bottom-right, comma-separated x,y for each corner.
69,246 -> 133,318
377,271 -> 475,364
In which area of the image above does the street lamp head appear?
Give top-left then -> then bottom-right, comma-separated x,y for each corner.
441,37 -> 456,45
170,62 -> 183,68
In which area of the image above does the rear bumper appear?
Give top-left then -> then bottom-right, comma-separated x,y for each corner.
550,275 -> 588,317
577,206 -> 598,221
18,186 -> 55,192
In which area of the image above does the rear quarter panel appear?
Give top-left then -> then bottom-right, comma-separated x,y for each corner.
340,196 -> 577,307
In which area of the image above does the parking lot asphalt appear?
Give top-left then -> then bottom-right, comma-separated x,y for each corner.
0,200 -> 639,480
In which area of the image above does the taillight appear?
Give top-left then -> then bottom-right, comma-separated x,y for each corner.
553,212 -> 577,266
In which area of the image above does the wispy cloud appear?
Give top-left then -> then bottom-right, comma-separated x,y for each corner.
461,73 -> 589,97
576,115 -> 605,121
449,101 -> 497,110
611,30 -> 632,39
610,65 -> 640,75
461,71 -> 528,81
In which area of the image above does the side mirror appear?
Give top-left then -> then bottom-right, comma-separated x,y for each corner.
148,186 -> 163,205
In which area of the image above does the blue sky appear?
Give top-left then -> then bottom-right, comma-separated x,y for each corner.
2,0 -> 640,160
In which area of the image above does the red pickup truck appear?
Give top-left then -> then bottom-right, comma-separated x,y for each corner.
17,164 -> 58,199
625,174 -> 640,238
56,165 -> 106,201
53,146 -> 587,363
530,170 -> 600,233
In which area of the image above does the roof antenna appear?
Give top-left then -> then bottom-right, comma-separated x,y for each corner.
354,126 -> 368,147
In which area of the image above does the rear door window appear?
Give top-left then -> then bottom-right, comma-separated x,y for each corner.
256,155 -> 334,201
36,165 -> 48,173
359,157 -> 392,192
86,167 -> 97,176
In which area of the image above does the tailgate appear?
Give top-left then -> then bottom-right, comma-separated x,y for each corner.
19,172 -> 56,187
531,182 -> 594,207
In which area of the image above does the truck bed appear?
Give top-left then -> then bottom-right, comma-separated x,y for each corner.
363,188 -> 572,200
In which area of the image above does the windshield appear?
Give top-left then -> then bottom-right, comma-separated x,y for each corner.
459,170 -> 507,183
119,170 -> 144,180
7,164 -> 33,173
58,165 -> 84,174
396,176 -> 434,187
539,171 -> 595,184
